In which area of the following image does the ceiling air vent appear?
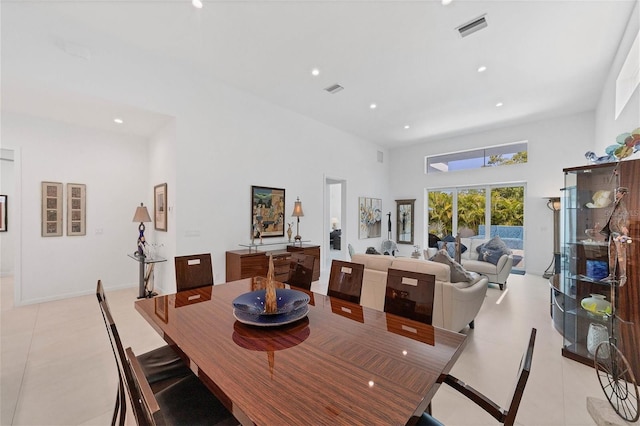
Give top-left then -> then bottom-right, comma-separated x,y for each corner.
456,14 -> 487,38
324,84 -> 344,94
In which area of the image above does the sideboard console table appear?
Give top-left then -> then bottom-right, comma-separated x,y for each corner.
226,242 -> 320,282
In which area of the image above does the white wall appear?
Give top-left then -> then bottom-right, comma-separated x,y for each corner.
0,150 -> 16,276
388,111 -> 595,275
1,15 -> 390,300
329,184 -> 342,229
595,0 -> 639,159
1,112 -> 150,304
147,119 -> 177,293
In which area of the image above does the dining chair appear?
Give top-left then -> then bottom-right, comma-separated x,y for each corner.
416,328 -> 537,426
96,280 -> 191,426
384,268 -> 435,325
125,347 -> 237,426
285,253 -> 315,290
327,260 -> 365,304
174,253 -> 214,291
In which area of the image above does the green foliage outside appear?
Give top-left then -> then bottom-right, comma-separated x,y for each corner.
486,151 -> 528,166
428,187 -> 524,237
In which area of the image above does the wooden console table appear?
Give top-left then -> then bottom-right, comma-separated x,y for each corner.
225,243 -> 320,282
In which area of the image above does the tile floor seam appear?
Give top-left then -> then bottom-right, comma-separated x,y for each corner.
10,302 -> 39,426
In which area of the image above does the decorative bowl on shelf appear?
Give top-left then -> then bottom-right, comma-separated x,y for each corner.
580,294 -> 612,317
232,288 -> 310,316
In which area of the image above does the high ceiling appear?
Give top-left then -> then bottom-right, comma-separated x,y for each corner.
1,0 -> 636,146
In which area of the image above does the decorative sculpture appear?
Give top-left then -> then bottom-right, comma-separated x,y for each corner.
264,255 -> 277,313
600,187 -> 630,286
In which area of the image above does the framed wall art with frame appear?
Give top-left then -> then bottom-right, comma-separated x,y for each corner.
154,183 -> 167,231
67,183 -> 86,236
42,181 -> 63,237
0,195 -> 7,232
251,185 -> 285,239
359,197 -> 382,239
396,199 -> 415,245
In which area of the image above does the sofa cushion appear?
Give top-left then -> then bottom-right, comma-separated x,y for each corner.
462,259 -> 500,275
351,253 -> 394,272
391,258 -> 450,282
476,236 -> 512,265
430,249 -> 475,285
461,238 -> 486,261
436,241 -> 456,258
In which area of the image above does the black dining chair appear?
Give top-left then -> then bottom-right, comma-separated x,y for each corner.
174,253 -> 214,292
327,260 -> 365,304
384,268 -> 436,324
416,328 -> 537,426
125,347 -> 237,426
285,253 -> 315,290
96,280 -> 191,425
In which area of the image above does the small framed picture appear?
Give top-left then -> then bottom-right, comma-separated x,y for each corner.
0,195 -> 7,232
67,183 -> 86,236
154,183 -> 167,231
42,182 -> 63,237
251,185 -> 285,238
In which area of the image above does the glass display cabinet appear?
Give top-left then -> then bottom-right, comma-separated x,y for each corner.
555,159 -> 639,380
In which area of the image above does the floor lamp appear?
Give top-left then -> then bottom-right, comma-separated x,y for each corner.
543,197 -> 561,279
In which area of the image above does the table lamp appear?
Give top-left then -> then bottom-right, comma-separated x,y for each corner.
133,202 -> 152,256
291,197 -> 304,242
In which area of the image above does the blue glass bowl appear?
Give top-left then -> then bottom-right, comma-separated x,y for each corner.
232,288 -> 310,316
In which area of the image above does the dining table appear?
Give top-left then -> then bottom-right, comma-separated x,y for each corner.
134,278 -> 468,426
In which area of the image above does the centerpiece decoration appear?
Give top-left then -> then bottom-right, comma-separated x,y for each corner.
265,255 -> 278,314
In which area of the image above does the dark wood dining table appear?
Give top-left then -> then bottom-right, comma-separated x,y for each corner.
135,279 -> 467,426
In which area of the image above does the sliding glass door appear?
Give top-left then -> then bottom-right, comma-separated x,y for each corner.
427,184 -> 525,271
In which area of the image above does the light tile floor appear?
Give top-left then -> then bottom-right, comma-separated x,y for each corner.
1,273 -> 636,425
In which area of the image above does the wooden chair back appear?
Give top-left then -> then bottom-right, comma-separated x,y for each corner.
443,328 -> 537,426
384,268 -> 436,324
327,260 -> 365,303
286,253 -> 315,290
125,347 -> 162,426
174,253 -> 213,291
96,280 -> 148,426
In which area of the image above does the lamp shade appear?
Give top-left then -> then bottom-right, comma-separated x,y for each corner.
546,197 -> 561,212
133,203 -> 152,223
291,197 -> 304,217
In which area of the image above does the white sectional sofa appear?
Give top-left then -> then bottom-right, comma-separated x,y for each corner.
351,253 -> 489,332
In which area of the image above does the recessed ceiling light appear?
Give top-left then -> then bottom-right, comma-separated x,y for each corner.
114,118 -> 124,124
442,0 -> 453,5
311,68 -> 320,76
192,0 -> 203,9
404,125 -> 410,129
496,102 -> 504,107
477,65 -> 487,73
369,103 -> 377,109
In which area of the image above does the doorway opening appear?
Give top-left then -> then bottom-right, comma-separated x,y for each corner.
325,177 -> 346,270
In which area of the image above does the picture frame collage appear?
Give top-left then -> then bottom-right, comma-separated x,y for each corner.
41,181 -> 86,237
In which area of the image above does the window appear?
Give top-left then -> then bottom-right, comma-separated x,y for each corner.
425,142 -> 527,174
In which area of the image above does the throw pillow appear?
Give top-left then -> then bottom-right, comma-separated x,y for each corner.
441,234 -> 468,253
478,247 -> 504,265
436,241 -> 456,258
430,249 -> 475,283
476,235 -> 510,255
428,233 -> 441,248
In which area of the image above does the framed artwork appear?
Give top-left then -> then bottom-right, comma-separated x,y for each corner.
67,183 -> 86,236
396,199 -> 415,245
359,197 -> 382,239
154,183 -> 167,231
0,195 -> 6,232
42,182 -> 63,237
251,185 -> 285,238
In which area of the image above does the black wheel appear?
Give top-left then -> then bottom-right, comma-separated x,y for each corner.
595,341 -> 639,422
